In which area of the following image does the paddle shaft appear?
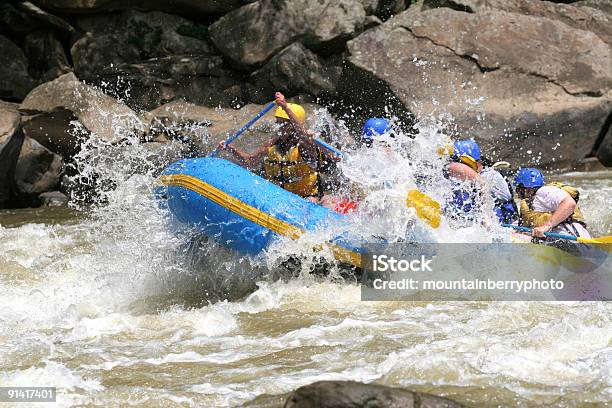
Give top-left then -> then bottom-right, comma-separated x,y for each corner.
209,102 -> 342,159
314,138 -> 343,158
502,224 -> 579,241
209,102 -> 276,157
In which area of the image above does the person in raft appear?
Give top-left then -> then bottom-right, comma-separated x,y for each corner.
218,92 -> 342,207
444,139 -> 518,224
513,167 -> 591,241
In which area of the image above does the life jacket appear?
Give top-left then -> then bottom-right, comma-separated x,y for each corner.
263,145 -> 319,198
494,199 -> 519,224
519,182 -> 586,228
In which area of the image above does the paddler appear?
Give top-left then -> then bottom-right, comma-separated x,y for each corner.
513,167 -> 591,239
361,117 -> 392,147
444,139 -> 518,224
218,92 -> 337,203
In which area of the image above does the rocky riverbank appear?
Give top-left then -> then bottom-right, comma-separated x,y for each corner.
1,0 -> 611,209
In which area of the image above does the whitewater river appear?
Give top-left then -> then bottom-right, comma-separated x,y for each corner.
1,161 -> 611,407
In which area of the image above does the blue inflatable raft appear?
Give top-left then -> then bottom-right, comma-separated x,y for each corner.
158,157 -> 361,268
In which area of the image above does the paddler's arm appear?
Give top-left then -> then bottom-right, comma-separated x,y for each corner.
274,92 -> 321,168
218,141 -> 270,170
447,162 -> 481,181
532,195 -> 576,238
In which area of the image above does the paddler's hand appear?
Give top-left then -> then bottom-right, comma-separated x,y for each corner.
532,223 -> 553,238
274,92 -> 287,107
217,141 -> 227,151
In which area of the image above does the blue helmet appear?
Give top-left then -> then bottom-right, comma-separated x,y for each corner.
362,118 -> 391,140
514,167 -> 545,188
453,139 -> 481,161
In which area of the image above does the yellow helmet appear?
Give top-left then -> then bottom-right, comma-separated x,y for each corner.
274,103 -> 306,123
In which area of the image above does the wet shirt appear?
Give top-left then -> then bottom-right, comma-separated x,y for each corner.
480,167 -> 512,202
532,186 -> 591,238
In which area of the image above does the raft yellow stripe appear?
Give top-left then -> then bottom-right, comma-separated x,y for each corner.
159,174 -> 361,268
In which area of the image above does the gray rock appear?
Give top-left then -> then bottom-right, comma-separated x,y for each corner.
0,102 -> 25,208
70,10 -> 241,109
21,72 -> 148,158
24,30 -> 72,83
14,136 -> 64,198
30,0 -> 242,16
424,0 -> 612,46
345,8 -> 612,168
208,0 -> 367,67
0,35 -> 36,100
284,381 -> 466,408
38,190 -> 68,206
86,55 -> 244,110
18,2 -> 75,34
248,43 -> 340,103
72,10 -> 213,80
0,2 -> 41,37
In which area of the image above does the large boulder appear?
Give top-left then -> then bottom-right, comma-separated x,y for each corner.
14,136 -> 64,202
0,35 -> 36,100
208,0 -> 367,68
0,2 -> 41,37
24,30 -> 72,83
30,0 -> 242,16
18,2 -> 75,34
0,102 -> 25,208
284,381 -> 466,408
72,10 -> 212,79
71,10 -> 241,109
345,8 -> 612,168
423,0 -> 612,46
20,73 -> 147,158
248,43 -> 341,103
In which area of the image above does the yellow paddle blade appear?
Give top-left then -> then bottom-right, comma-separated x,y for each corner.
406,189 -> 442,229
578,236 -> 612,244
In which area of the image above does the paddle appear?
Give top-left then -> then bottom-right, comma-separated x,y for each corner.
208,102 -> 277,157
406,189 -> 442,228
502,224 -> 612,244
210,101 -> 342,159
313,138 -> 343,158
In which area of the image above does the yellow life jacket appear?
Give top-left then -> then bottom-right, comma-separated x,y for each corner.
519,182 -> 585,228
263,145 -> 319,197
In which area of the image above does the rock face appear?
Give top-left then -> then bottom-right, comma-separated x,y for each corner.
208,0 -> 367,67
31,0 -> 242,15
248,43 -> 340,103
0,102 -> 25,208
423,0 -> 612,46
38,190 -> 68,206
20,73 -> 146,158
596,118 -> 612,165
284,381 -> 466,408
24,30 -> 72,83
71,10 -> 240,109
0,35 -> 36,100
346,7 -> 612,168
14,136 -> 64,200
